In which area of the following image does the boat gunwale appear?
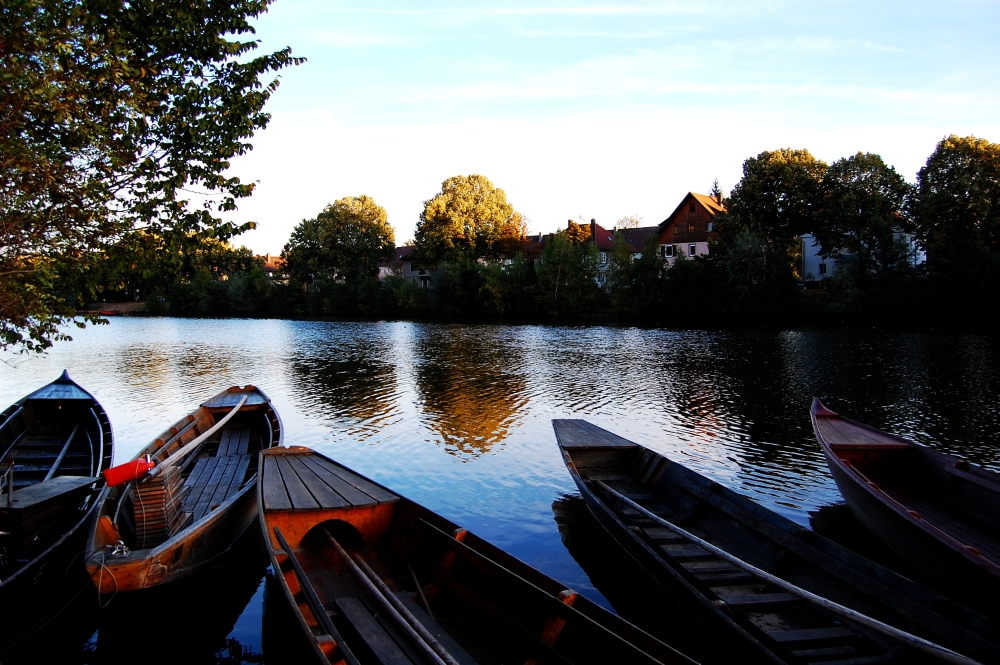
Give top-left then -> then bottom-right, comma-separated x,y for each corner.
85,385 -> 281,587
556,417 -> 1000,665
810,398 -> 1000,578
555,440 -> 785,664
259,445 -> 697,665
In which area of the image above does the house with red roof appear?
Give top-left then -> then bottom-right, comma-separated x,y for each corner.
656,192 -> 724,265
377,246 -> 433,288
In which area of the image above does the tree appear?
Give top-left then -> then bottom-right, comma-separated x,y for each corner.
283,196 -> 395,285
536,228 -> 600,315
414,175 -> 523,264
615,214 -> 644,229
817,153 -> 914,285
1,0 -> 303,351
724,148 -> 827,246
912,135 -> 1000,283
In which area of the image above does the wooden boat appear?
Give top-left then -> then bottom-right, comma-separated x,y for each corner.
554,419 -> 997,665
258,446 -> 697,665
0,370 -> 113,645
811,398 -> 1000,621
85,385 -> 281,591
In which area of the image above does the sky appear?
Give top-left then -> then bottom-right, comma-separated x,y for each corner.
221,0 -> 1000,254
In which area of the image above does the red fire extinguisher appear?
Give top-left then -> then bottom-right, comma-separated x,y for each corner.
103,454 -> 155,487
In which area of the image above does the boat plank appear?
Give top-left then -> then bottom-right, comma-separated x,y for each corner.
764,626 -> 854,644
275,454 -> 320,510
285,456 -> 350,509
191,456 -> 232,520
183,457 -> 210,488
335,597 -> 415,665
236,428 -> 251,456
216,429 -> 234,456
553,418 -> 637,449
261,455 -> 291,511
182,457 -> 219,514
300,455 -> 395,505
205,455 -> 243,514
221,454 -> 252,501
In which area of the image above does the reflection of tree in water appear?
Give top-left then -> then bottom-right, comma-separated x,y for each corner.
415,328 -> 527,457
292,355 -> 399,438
214,637 -> 264,664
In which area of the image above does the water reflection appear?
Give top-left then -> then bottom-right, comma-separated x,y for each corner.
4,319 -> 1000,658
551,494 -> 717,662
413,326 -> 528,457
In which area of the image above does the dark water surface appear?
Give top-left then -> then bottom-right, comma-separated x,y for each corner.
2,319 -> 1000,662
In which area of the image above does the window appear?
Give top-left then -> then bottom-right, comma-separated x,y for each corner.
689,244 -> 697,257
661,245 -> 674,258
818,263 -> 827,275
673,226 -> 678,235
688,223 -> 695,233
689,202 -> 696,212
707,221 -> 713,232
601,252 -> 607,264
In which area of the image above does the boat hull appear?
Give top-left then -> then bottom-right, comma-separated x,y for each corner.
815,407 -> 1000,620
566,468 -> 777,664
0,371 -> 113,646
555,418 -> 1000,664
86,483 -> 257,592
85,385 -> 282,592
259,446 -> 696,665
0,491 -> 101,651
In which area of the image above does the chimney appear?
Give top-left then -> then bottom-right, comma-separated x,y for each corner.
568,219 -> 573,229
716,192 -> 723,205
590,218 -> 597,241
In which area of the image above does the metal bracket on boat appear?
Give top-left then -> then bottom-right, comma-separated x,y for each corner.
110,540 -> 129,558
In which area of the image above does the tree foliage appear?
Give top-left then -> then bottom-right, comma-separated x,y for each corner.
283,196 -> 395,285
414,175 -> 524,265
536,227 -> 600,315
912,135 -> 1000,283
817,152 -> 914,285
0,0 -> 303,351
724,148 -> 827,246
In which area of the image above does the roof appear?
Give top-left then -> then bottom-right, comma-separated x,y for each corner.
659,192 -> 726,228
593,221 -> 616,251
617,226 -> 661,252
377,245 -> 416,269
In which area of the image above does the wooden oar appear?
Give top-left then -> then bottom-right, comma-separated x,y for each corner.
593,480 -> 980,665
148,395 -> 247,477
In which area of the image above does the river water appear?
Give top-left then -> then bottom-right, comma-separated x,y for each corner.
2,319 -> 999,662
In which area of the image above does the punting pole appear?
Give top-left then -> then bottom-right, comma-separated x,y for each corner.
272,527 -> 361,665
149,395 -> 248,477
593,480 -> 981,665
322,528 -> 462,665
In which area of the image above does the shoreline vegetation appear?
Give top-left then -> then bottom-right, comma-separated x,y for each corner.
80,136 -> 1000,334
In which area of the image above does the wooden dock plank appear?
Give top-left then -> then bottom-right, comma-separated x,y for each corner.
286,456 -> 351,509
275,455 -> 320,510
261,456 -> 291,511
302,455 -> 396,504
